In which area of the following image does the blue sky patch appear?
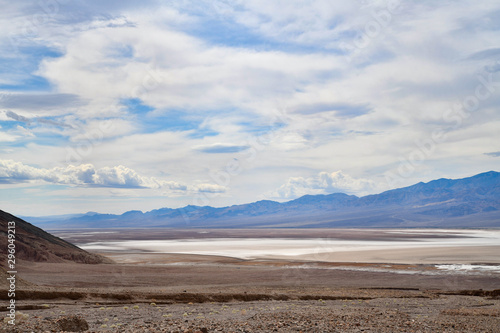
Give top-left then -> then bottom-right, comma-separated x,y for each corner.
124,101 -> 223,137
105,44 -> 134,58
139,109 -> 203,133
121,98 -> 155,114
184,11 -> 342,54
0,45 -> 62,91
0,75 -> 52,91
194,144 -> 250,154
237,121 -> 286,135
187,128 -> 219,139
0,119 -> 27,130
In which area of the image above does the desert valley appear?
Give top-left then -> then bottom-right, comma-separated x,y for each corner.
2,173 -> 500,332
2,1 -> 500,331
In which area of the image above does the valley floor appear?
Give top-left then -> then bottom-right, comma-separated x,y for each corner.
1,256 -> 499,332
2,228 -> 500,332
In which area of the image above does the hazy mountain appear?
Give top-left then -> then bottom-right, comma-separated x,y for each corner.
26,171 -> 500,229
0,210 -> 111,263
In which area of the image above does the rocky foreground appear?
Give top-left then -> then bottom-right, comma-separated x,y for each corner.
1,287 -> 500,332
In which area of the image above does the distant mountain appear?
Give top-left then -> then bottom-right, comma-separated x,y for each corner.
0,210 -> 111,264
26,171 -> 500,229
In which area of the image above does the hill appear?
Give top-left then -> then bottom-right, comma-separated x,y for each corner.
0,210 -> 111,264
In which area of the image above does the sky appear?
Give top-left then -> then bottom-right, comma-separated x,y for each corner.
1,0 -> 500,216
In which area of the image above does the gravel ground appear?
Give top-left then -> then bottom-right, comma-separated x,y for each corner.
2,294 -> 499,332
4,245 -> 500,332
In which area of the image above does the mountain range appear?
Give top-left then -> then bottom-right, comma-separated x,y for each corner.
24,171 -> 500,229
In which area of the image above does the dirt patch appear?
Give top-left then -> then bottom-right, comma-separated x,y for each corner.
441,308 -> 500,317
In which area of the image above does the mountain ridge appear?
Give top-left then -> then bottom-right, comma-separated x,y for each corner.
23,171 -> 500,229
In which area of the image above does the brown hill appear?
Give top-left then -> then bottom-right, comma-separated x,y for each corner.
0,209 -> 111,264
1,266 -> 33,288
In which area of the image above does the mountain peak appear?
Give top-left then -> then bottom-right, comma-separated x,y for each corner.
472,170 -> 499,178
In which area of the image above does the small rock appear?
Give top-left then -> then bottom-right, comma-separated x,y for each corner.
56,315 -> 89,332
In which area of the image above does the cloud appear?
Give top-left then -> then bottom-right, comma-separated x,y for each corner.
0,160 -> 147,188
36,117 -> 73,128
485,151 -> 500,157
0,132 -> 19,143
34,10 -> 342,122
269,170 -> 380,199
89,165 -> 152,188
0,93 -> 83,110
291,103 -> 372,118
0,160 -> 225,194
194,183 -> 227,193
5,110 -> 31,124
4,110 -> 73,128
193,143 -> 250,154
196,0 -> 360,50
466,48 -> 500,61
2,1 -> 500,216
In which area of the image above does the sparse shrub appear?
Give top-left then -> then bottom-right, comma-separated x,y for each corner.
3,312 -> 29,324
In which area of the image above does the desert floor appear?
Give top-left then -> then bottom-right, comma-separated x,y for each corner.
2,229 -> 500,332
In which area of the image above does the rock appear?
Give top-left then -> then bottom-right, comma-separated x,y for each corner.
56,315 -> 89,332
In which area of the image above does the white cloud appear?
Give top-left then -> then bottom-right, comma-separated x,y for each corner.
0,131 -> 20,142
36,13 -> 342,119
0,159 -> 148,187
194,183 -> 227,193
69,118 -> 135,142
230,0 -> 363,47
269,170 -> 381,199
0,159 -> 225,194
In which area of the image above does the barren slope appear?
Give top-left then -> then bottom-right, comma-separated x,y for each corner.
0,209 -> 111,265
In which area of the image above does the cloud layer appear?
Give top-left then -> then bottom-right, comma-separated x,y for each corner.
0,0 -> 499,215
